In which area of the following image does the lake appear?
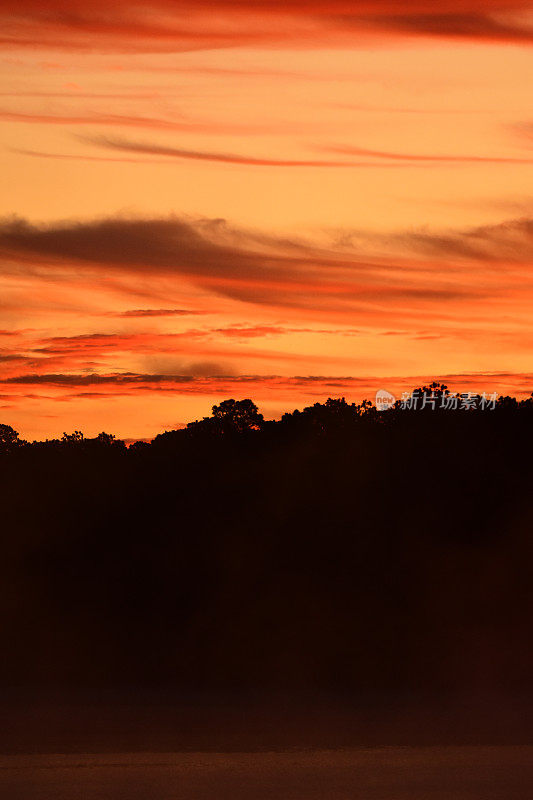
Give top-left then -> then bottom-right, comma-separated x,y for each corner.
1,747 -> 532,799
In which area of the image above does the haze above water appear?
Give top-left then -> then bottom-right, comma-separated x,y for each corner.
1,748 -> 532,800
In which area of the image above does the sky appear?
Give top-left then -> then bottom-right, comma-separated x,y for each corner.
0,0 -> 532,440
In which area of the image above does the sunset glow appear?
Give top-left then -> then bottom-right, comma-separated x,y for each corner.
1,0 -> 532,439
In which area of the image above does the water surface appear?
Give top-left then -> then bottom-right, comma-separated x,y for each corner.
1,747 -> 532,799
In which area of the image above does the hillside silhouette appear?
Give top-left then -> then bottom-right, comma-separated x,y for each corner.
1,382 -> 533,712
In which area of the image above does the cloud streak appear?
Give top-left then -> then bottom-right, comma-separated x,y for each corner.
3,371 -> 533,405
115,308 -> 204,318
1,0 -> 532,52
0,214 -> 531,324
83,135 -> 406,169
330,144 -> 533,166
1,110 -> 283,137
71,136 -> 533,170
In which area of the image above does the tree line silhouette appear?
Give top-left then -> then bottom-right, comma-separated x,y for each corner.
1,382 -> 532,701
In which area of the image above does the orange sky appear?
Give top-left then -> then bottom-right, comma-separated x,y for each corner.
0,0 -> 532,439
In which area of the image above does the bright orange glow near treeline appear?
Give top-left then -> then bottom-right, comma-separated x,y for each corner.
0,0 -> 532,440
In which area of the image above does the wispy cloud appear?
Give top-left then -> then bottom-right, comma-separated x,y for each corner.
115,308 -> 205,318
22,136 -> 533,169
0,214 -> 531,325
1,110 -> 280,136
329,144 -> 533,166
357,9 -> 533,43
2,1 -> 532,52
0,213 -> 510,324
82,135 -> 405,168
3,371 -> 533,403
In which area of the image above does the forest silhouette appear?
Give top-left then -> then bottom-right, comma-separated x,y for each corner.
1,382 -> 533,705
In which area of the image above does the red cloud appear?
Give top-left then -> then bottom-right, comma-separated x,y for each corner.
1,1 -> 531,52
115,308 -> 204,317
2,371 -> 532,406
0,215 -> 531,324
329,144 -> 533,166
82,136 -> 407,168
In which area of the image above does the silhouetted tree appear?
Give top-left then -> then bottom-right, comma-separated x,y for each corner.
128,440 -> 150,453
212,398 -> 264,431
496,395 -> 519,411
61,430 -> 84,444
1,385 -> 533,700
280,397 -> 375,433
96,432 -> 115,445
0,423 -> 22,454
187,398 -> 264,435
